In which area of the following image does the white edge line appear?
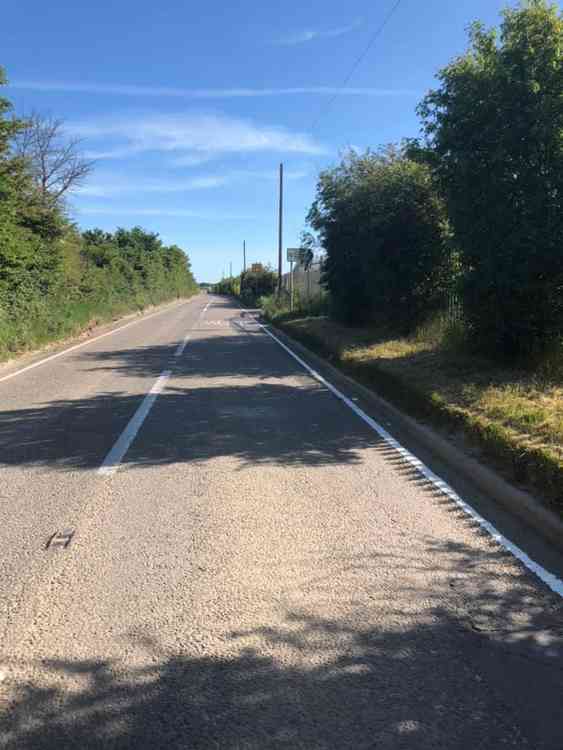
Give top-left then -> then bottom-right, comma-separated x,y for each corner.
259,324 -> 563,598
0,299 -> 195,386
98,370 -> 172,476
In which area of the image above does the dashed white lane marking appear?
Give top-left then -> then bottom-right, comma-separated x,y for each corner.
0,299 -> 197,386
98,370 -> 172,476
100,300 -> 212,473
174,301 -> 210,357
260,324 -> 563,598
174,334 -> 192,357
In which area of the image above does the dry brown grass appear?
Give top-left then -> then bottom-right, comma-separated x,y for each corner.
278,315 -> 563,513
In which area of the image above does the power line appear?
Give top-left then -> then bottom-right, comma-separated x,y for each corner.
311,0 -> 405,132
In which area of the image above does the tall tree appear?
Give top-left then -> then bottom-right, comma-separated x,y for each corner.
0,68 -> 56,301
418,0 -> 563,357
13,111 -> 94,208
307,147 -> 450,330
0,67 -> 25,206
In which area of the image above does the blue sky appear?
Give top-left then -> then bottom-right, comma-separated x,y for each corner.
4,0 -> 517,282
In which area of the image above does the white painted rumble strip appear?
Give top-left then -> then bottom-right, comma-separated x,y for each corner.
261,324 -> 563,598
174,301 -> 211,357
98,370 -> 172,476
0,299 -> 196,386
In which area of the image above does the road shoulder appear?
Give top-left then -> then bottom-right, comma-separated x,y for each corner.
268,320 -> 563,558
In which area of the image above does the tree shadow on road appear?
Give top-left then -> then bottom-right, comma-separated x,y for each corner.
79,329 -> 293,382
0,329 -> 389,471
0,380 -> 379,471
2,537 -> 562,749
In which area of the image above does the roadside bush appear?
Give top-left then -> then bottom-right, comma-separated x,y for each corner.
418,0 -> 563,359
213,276 -> 239,297
0,69 -> 199,358
0,225 -> 198,357
214,265 -> 277,307
307,147 -> 452,332
260,290 -> 330,322
240,266 -> 277,306
260,294 -> 288,320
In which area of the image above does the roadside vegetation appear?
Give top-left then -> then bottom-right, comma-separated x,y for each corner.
265,1 -> 563,514
273,316 -> 563,514
214,264 -> 277,307
0,69 -> 198,360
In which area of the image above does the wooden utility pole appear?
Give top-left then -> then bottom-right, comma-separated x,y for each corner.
243,240 -> 246,273
277,163 -> 283,295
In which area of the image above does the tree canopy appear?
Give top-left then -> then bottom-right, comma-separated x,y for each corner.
307,147 -> 451,330
0,68 -> 197,357
418,0 -> 563,356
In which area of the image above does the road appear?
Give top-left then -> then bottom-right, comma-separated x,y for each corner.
0,294 -> 562,749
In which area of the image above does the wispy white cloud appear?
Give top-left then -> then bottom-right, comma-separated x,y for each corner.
76,206 -> 255,220
8,80 -> 418,99
83,145 -> 146,160
227,168 -> 310,182
170,153 -> 215,168
74,175 -> 228,197
73,168 -> 309,197
274,21 -> 360,46
68,112 -> 327,163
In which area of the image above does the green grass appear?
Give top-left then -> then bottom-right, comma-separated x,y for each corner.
259,292 -> 330,322
267,313 -> 563,517
0,290 -> 195,362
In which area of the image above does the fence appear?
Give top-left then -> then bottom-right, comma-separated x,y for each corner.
281,256 -> 463,325
446,291 -> 464,325
281,259 -> 324,305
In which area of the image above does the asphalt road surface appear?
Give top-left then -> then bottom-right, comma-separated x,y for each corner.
1,294 -> 562,749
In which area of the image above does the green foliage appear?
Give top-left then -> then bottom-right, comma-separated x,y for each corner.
259,293 -> 287,320
80,227 -> 197,308
213,265 -> 277,307
0,223 -> 198,358
0,68 -> 198,358
239,265 -> 277,306
418,0 -> 563,358
0,68 -> 23,155
298,232 -> 316,270
307,147 -> 452,331
213,276 -> 240,297
260,291 -> 329,323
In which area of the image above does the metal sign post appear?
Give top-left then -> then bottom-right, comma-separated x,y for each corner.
290,260 -> 294,311
287,248 -> 301,313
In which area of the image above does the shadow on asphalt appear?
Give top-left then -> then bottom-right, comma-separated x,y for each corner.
2,538 -> 562,749
0,331 -> 382,471
2,297 -> 562,747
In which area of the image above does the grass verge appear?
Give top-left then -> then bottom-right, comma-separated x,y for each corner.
267,313 -> 563,519
0,292 -> 195,364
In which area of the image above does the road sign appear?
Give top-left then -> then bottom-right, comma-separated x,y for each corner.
287,248 -> 301,263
